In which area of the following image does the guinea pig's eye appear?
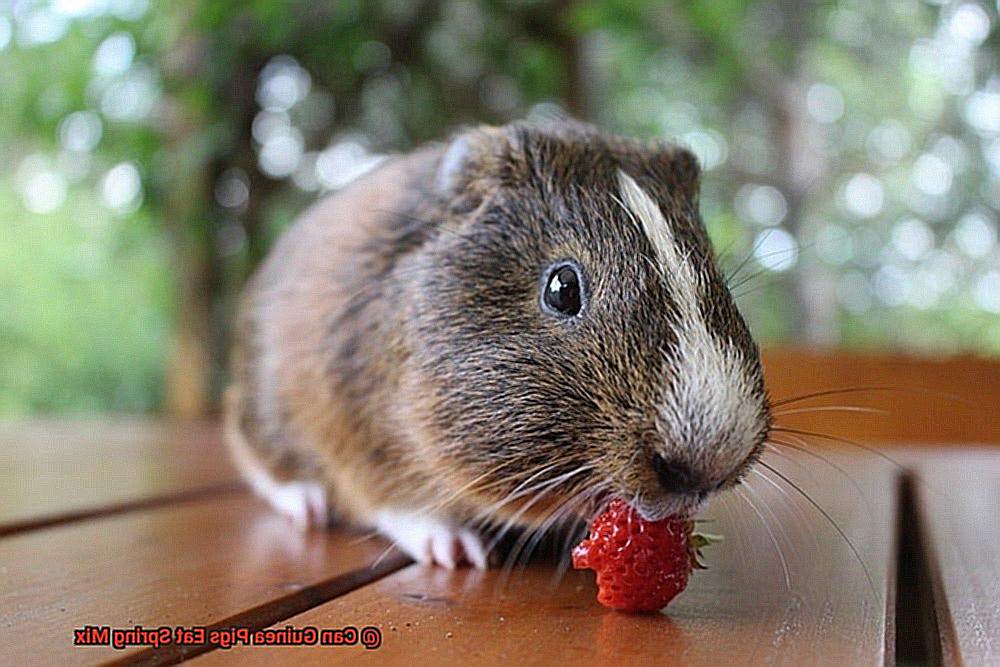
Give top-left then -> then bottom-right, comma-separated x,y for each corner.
542,263 -> 583,317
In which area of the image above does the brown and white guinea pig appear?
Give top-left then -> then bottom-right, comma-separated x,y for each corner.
225,119 -> 772,569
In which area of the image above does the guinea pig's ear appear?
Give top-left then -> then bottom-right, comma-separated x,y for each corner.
616,140 -> 701,205
640,144 -> 701,201
435,133 -> 478,195
434,126 -> 516,210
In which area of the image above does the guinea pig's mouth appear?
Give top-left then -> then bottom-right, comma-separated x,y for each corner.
631,493 -> 709,522
620,448 -> 765,522
584,489 -> 708,523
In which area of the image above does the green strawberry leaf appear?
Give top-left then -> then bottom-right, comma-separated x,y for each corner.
690,532 -> 723,549
689,531 -> 722,570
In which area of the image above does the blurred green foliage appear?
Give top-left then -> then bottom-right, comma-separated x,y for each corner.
1,0 -> 998,416
0,183 -> 170,412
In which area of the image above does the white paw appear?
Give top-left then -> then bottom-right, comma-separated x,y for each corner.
375,511 -> 488,569
244,466 -> 330,529
268,481 -> 329,529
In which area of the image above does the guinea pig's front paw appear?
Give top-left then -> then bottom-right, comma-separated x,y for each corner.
374,510 -> 488,570
258,479 -> 331,530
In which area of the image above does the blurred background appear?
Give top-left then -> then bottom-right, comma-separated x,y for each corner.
1,0 -> 998,419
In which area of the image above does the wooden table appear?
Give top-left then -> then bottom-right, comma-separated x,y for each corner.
1,421 -> 997,665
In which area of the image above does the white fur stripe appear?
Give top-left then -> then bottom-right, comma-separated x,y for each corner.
615,170 -> 763,473
617,171 -> 700,317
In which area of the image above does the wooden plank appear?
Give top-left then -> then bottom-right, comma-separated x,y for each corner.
763,348 -> 1000,445
0,420 -> 240,534
193,452 -> 898,666
908,449 -> 1000,665
0,493 -> 407,665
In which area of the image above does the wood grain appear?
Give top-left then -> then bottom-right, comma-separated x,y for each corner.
763,348 -> 1000,445
193,453 -> 899,666
0,420 -> 239,534
0,493 -> 406,665
907,449 -> 1000,665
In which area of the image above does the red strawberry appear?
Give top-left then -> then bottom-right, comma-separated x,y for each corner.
572,499 -> 716,612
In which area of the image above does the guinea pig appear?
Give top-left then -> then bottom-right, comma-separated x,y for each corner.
225,119 -> 772,569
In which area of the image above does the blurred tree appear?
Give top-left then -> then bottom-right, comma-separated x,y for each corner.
0,0 -> 997,417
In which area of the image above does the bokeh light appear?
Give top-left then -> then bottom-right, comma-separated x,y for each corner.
753,228 -> 798,273
100,162 -> 142,213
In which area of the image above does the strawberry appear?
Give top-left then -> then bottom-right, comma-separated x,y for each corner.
571,499 -> 717,612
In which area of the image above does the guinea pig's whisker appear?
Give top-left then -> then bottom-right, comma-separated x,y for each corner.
773,405 -> 889,417
716,492 -> 756,578
375,462 -> 589,572
419,459 -> 526,517
723,245 -> 761,287
770,426 -> 953,506
733,486 -> 792,590
476,462 -> 588,519
745,468 -> 798,590
498,481 -> 598,588
762,442 -> 821,486
733,283 -> 781,301
724,228 -> 775,286
728,233 -> 833,298
485,468 -> 595,558
766,438 -> 869,503
714,236 -> 740,266
370,539 -> 403,570
771,387 -> 895,408
520,482 -> 596,565
498,498 -> 567,581
520,493 -> 592,584
550,487 -> 608,584
495,466 -> 594,527
476,464 -> 594,547
770,385 -> 972,409
465,461 -> 565,508
728,265 -> 773,294
347,527 -> 386,548
757,460 -> 878,601
731,238 -> 820,289
770,426 -> 907,472
749,467 -> 820,562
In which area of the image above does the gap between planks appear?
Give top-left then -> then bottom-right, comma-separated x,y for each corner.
109,552 -> 412,666
0,482 -> 246,538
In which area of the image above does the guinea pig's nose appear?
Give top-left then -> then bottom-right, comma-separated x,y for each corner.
651,454 -> 708,495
